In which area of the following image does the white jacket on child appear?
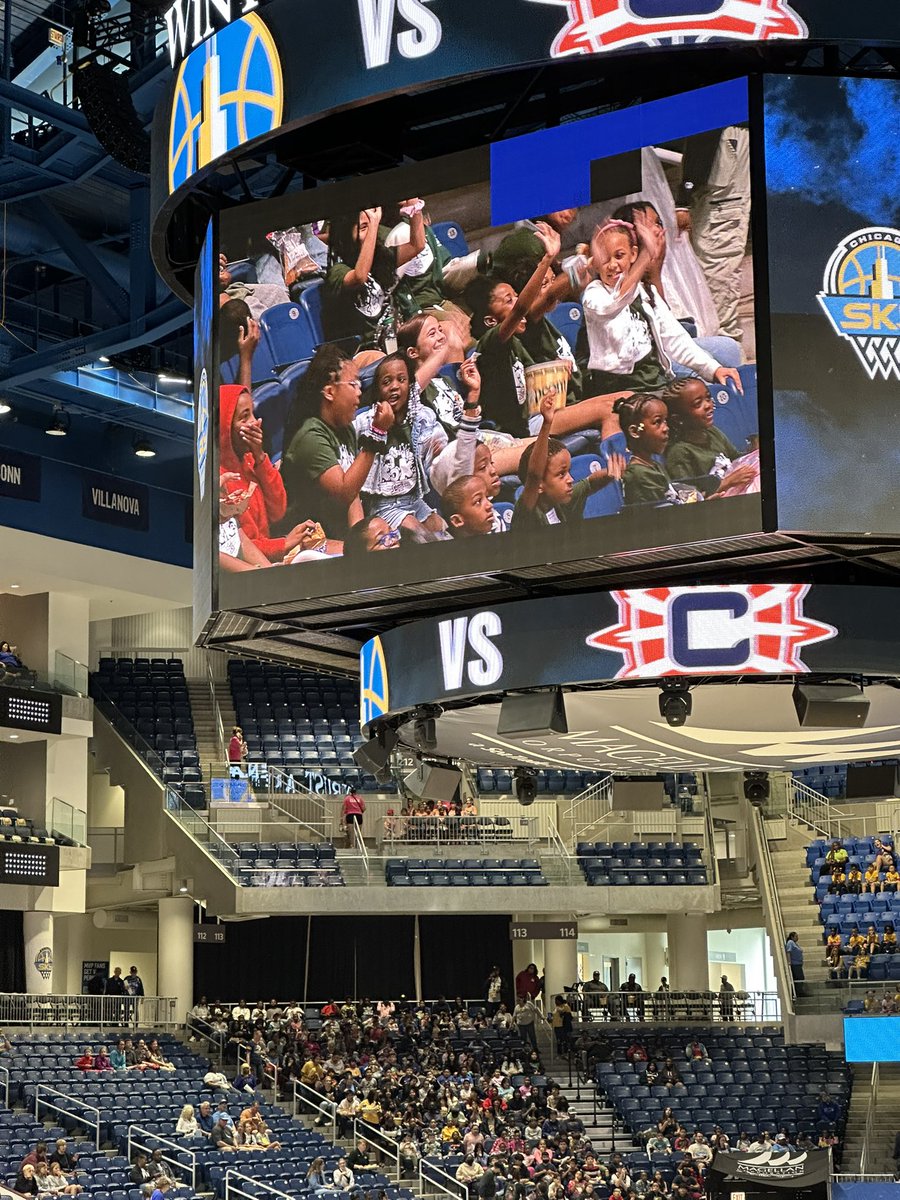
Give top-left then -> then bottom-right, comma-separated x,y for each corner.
581,277 -> 721,380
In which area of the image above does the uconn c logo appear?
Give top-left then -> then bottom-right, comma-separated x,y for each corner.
587,584 -> 838,680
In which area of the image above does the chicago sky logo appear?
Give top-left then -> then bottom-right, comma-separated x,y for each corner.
586,583 -> 838,680
168,12 -> 283,192
818,227 -> 900,381
531,0 -> 808,58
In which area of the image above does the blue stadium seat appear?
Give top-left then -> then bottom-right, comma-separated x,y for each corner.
430,221 -> 469,258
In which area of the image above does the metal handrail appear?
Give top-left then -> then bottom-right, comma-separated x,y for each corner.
702,780 -> 721,891
570,988 -> 779,1022
206,655 -> 227,764
546,820 -> 576,884
352,816 -> 370,881
353,1117 -> 400,1180
0,1065 -> 8,1108
419,1156 -> 467,1200
127,1125 -> 197,1190
226,1170 -> 295,1200
563,774 -> 615,845
859,1060 -> 879,1175
0,993 -> 177,1030
291,1079 -> 336,1142
748,805 -> 795,1013
164,787 -> 242,877
789,779 -> 850,840
35,1085 -> 101,1150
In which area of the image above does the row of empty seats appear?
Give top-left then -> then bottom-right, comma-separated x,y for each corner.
577,840 -> 707,886
386,857 -> 547,887
208,840 -> 344,888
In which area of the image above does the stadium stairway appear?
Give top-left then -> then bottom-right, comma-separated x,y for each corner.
841,1061 -> 900,1173
768,831 -> 832,987
185,679 -> 238,775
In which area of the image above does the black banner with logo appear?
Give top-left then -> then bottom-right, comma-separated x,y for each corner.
709,1148 -> 830,1190
81,470 -> 150,532
0,447 -> 41,502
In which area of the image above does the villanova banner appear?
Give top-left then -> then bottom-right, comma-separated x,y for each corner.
360,583 -> 900,714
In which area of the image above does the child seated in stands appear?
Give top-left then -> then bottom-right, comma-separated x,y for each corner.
847,926 -> 865,954
884,863 -> 900,892
579,215 -> 741,396
826,928 -> 842,956
441,474 -> 496,538
465,222 -> 561,438
662,377 -> 758,495
344,515 -> 401,555
848,949 -> 869,980
864,925 -> 881,954
864,862 -> 882,893
74,1047 -> 94,1071
883,922 -> 897,952
354,353 -> 451,541
614,395 -> 677,506
827,865 -> 847,895
511,393 -> 625,530
845,864 -> 863,894
825,946 -> 847,980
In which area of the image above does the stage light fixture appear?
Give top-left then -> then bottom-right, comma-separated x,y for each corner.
0,399 -> 11,414
658,680 -> 692,727
743,771 -> 770,804
515,767 -> 537,807
133,438 -> 156,458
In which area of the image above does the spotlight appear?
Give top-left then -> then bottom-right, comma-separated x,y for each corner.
515,767 -> 537,807
413,705 -> 441,753
0,399 -> 10,414
133,438 -> 156,458
177,879 -> 189,894
159,373 -> 192,386
658,680 -> 692,727
45,409 -> 69,436
743,771 -> 770,804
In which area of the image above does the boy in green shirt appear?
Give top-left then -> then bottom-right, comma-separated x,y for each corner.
511,393 -> 625,531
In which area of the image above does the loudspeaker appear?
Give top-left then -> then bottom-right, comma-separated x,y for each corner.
793,683 -> 870,728
404,763 -> 462,804
498,690 -> 567,736
73,61 -> 151,173
353,727 -> 398,774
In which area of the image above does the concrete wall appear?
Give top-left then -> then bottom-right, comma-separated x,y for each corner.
54,912 -> 159,995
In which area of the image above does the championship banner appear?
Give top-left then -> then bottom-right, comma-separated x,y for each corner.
709,1148 -> 830,1189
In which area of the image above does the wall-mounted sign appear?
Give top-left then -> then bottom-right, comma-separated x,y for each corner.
0,448 -> 41,503
194,925 -> 227,944
82,470 -> 150,532
510,922 -> 578,940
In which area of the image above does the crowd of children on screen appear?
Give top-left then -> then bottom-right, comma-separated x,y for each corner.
217,184 -> 759,569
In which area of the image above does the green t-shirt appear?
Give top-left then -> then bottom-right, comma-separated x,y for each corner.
521,317 -> 583,404
475,325 -> 534,438
282,416 -> 359,537
394,227 -> 449,320
666,426 -> 739,493
510,477 -> 592,532
623,459 -> 672,506
323,231 -> 397,349
421,375 -> 463,435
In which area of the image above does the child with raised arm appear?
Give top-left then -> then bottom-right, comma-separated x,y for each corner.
511,392 -> 625,531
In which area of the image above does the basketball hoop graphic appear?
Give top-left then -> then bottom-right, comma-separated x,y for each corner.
34,946 -> 53,981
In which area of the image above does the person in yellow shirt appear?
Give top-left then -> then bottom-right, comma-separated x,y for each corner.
883,866 -> 900,893
864,864 -> 882,893
441,1117 -> 461,1143
848,926 -> 865,953
845,865 -> 863,895
826,929 -> 842,955
358,1096 -> 382,1127
849,951 -> 869,980
864,925 -> 881,955
828,867 -> 847,895
883,923 -> 898,953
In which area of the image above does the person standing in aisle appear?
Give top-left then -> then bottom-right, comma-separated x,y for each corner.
785,932 -> 805,989
341,786 -> 366,848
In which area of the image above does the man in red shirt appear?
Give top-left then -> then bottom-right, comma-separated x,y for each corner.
341,788 -> 366,847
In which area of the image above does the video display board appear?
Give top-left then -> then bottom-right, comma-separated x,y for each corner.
209,78 -> 765,608
844,1016 -> 900,1062
766,75 -> 900,535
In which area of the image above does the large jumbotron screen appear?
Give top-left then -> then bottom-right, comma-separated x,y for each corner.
208,78 -> 766,607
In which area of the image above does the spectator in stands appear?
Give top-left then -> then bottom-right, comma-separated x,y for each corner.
848,926 -> 865,954
643,1060 -> 660,1087
849,949 -> 869,980
341,786 -> 366,848
123,1039 -> 137,1068
457,1154 -> 485,1195
785,933 -> 805,983
873,839 -> 894,872
513,995 -> 541,1049
40,1162 -> 81,1196
14,1164 -> 39,1196
827,865 -> 847,895
211,1115 -> 237,1151
110,1040 -> 127,1071
582,971 -> 609,1019
398,1134 -> 420,1179
107,966 -> 127,998
621,974 -> 644,1020
687,1133 -> 712,1166
661,1058 -> 682,1088
149,1176 -> 173,1200
684,1038 -> 709,1064
718,975 -> 736,1019
884,923 -> 898,953
129,1155 -> 152,1188
826,946 -> 847,980
176,1105 -> 198,1135
73,1047 -> 95,1071
94,1046 -> 112,1071
486,967 -> 503,1016
864,861 -> 883,894
197,1101 -> 216,1134
346,1139 -> 373,1175
646,1129 -> 671,1155
885,864 -> 900,894
626,1040 -> 648,1063
865,925 -> 882,954
85,969 -> 105,996
551,995 -> 573,1054
845,864 -> 863,895
234,1063 -> 257,1092
228,728 -> 247,770
48,1143 -> 77,1177
515,963 -> 542,1001
147,1039 -> 175,1072
822,840 -> 849,876
203,1068 -> 232,1092
232,999 -> 251,1022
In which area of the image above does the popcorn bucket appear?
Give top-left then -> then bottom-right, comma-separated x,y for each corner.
525,359 -> 569,418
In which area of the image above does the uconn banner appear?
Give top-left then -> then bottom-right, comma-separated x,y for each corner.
360,583 -> 900,719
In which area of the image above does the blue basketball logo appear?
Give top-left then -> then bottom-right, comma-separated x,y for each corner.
168,13 -> 283,193
360,636 -> 390,728
818,227 -> 900,381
